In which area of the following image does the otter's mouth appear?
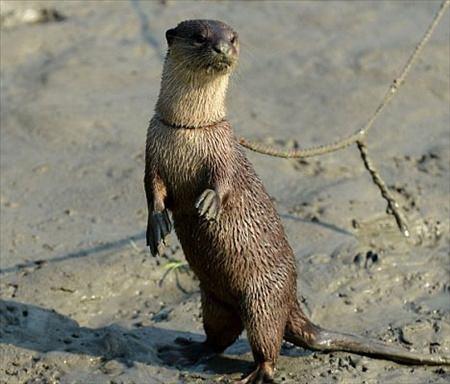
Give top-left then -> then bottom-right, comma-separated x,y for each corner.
206,57 -> 236,73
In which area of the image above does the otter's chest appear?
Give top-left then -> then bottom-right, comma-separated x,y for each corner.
149,123 -> 211,199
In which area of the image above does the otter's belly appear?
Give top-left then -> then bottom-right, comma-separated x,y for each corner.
172,196 -> 295,304
173,216 -> 245,304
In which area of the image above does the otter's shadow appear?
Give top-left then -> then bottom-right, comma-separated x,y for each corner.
0,300 -> 260,375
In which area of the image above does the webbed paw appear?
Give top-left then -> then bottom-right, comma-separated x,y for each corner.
234,363 -> 274,384
147,210 -> 171,256
195,189 -> 221,221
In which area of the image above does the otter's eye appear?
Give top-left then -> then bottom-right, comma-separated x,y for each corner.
230,34 -> 237,44
192,34 -> 207,45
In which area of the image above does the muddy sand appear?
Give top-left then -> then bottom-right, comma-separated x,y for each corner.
1,1 -> 449,383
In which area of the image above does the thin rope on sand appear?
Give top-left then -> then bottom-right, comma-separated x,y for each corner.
239,0 -> 450,237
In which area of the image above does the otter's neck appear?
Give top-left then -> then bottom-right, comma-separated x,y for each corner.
155,57 -> 230,128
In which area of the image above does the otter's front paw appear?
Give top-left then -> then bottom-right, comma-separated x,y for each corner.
195,189 -> 220,221
147,210 -> 172,256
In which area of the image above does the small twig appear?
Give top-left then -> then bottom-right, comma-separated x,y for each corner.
356,140 -> 410,237
239,0 -> 449,158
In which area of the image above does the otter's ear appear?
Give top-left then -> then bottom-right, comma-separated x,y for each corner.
165,28 -> 177,46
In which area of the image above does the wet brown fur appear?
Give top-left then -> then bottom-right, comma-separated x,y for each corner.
145,19 -> 450,384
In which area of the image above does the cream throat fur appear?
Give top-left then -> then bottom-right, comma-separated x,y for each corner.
155,57 -> 230,128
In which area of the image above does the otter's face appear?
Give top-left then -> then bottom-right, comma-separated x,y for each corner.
166,19 -> 239,75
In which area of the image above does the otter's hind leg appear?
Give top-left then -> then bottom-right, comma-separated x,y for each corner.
158,289 -> 243,366
201,290 -> 244,352
236,298 -> 289,384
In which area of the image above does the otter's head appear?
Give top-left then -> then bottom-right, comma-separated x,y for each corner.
165,19 -> 239,75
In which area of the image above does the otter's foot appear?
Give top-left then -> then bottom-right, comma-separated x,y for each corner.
195,189 -> 220,221
234,362 -> 274,384
157,337 -> 217,367
147,210 -> 171,256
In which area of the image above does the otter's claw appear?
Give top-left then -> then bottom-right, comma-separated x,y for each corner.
147,210 -> 172,256
234,363 -> 275,384
195,189 -> 221,221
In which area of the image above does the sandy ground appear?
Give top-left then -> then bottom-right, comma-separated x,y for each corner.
1,1 -> 449,383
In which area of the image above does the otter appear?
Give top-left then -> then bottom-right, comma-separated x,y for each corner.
144,19 -> 449,383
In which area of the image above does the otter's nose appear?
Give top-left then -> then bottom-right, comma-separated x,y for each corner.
212,40 -> 232,56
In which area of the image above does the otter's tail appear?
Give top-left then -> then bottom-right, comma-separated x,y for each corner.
284,301 -> 450,366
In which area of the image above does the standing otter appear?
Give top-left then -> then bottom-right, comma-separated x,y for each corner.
144,20 -> 449,383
